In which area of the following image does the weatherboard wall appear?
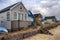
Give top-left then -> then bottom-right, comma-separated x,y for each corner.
0,10 -> 11,30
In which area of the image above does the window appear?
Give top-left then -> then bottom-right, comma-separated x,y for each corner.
14,12 -> 17,19
19,13 -> 23,20
20,14 -> 22,20
1,21 -> 3,23
22,14 -> 23,20
18,13 -> 20,20
20,6 -> 22,9
7,12 -> 10,21
1,21 -> 4,26
25,14 -> 27,20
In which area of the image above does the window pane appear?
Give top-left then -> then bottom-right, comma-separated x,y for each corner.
14,12 -> 17,19
7,12 -> 10,21
18,13 -> 20,20
20,14 -> 22,20
25,14 -> 27,20
22,14 -> 23,20
20,6 -> 22,9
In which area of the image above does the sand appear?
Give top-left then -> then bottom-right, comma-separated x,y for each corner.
23,25 -> 60,40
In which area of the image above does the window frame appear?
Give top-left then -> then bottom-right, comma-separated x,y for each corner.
20,6 -> 22,9
14,12 -> 17,19
18,13 -> 20,20
7,12 -> 10,21
22,14 -> 23,20
25,14 -> 27,20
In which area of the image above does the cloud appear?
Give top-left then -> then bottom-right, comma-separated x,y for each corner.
0,0 -> 20,10
26,0 -> 60,20
0,0 -> 60,20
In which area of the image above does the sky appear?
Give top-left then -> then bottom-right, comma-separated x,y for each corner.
0,0 -> 60,20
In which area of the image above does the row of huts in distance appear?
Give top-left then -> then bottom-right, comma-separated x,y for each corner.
0,2 -> 57,32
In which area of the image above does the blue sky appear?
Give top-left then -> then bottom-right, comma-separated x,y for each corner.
0,0 -> 60,20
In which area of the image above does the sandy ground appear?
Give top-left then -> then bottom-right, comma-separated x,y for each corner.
23,25 -> 60,40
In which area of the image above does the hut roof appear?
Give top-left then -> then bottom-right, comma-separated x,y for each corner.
34,13 -> 42,18
44,16 -> 56,20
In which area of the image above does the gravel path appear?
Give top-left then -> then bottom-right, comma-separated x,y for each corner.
23,25 -> 60,40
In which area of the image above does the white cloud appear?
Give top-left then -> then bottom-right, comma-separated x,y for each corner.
0,0 -> 60,20
26,1 -> 60,20
0,0 -> 20,10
